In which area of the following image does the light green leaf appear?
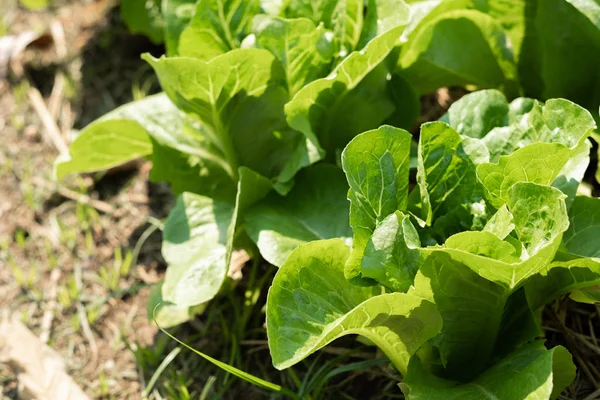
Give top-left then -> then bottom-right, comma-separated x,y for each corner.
252,16 -> 334,96
282,0 -> 338,26
145,50 -> 301,180
552,139 -> 592,208
526,257 -> 600,310
435,233 -> 556,290
361,211 -> 425,292
570,287 -> 600,304
508,183 -> 569,258
542,98 -> 597,148
246,165 -> 351,267
413,121 -> 485,239
398,9 -> 517,95
162,193 -> 234,307
477,142 -> 579,208
483,204 -> 514,240
410,252 -> 508,381
332,0 -> 364,55
56,93 -> 238,198
359,0 -> 410,47
267,239 -> 442,373
178,0 -> 260,60
56,93 -> 180,179
285,25 -> 404,156
441,89 -> 509,139
341,125 -> 412,284
401,341 -> 575,400
484,98 -> 595,165
432,183 -> 568,289
161,168 -> 269,308
441,93 -> 595,184
162,0 -> 197,56
442,231 -> 521,264
121,0 -> 164,44
563,196 -> 600,258
56,120 -> 152,179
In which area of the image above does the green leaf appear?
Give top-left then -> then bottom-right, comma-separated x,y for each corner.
267,239 -> 442,373
121,0 -> 164,44
477,143 -> 575,208
413,121 -> 485,239
332,0 -> 364,55
594,132 -> 600,184
160,168 -> 269,309
157,324 -> 298,398
246,165 -> 351,267
162,0 -> 197,56
508,183 -> 569,258
551,139 -> 592,208
145,50 -> 301,180
542,98 -> 597,148
56,93 -> 180,179
493,288 -> 543,359
483,204 -> 514,240
401,341 -> 575,400
441,89 -> 509,140
526,257 -> 600,310
252,16 -> 334,96
401,0 -> 529,62
56,119 -> 152,179
398,9 -> 517,95
442,92 -> 595,175
359,0 -> 410,47
361,211 -> 425,292
433,183 -> 568,289
483,98 -> 594,163
162,193 -> 234,307
226,166 -> 273,258
410,252 -> 508,381
282,0 -> 338,26
178,0 -> 260,60
383,72 -> 421,130
522,0 -> 600,111
341,125 -> 412,285
442,231 -> 521,264
474,96 -> 595,210
563,196 -> 600,258
55,92 -> 240,198
149,137 -> 236,199
285,25 -> 404,156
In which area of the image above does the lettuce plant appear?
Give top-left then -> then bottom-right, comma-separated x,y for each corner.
61,0 -> 600,330
57,0 -> 418,324
266,90 -> 600,399
396,0 -> 600,112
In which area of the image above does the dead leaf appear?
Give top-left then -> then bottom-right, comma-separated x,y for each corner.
0,313 -> 90,400
228,249 -> 250,281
